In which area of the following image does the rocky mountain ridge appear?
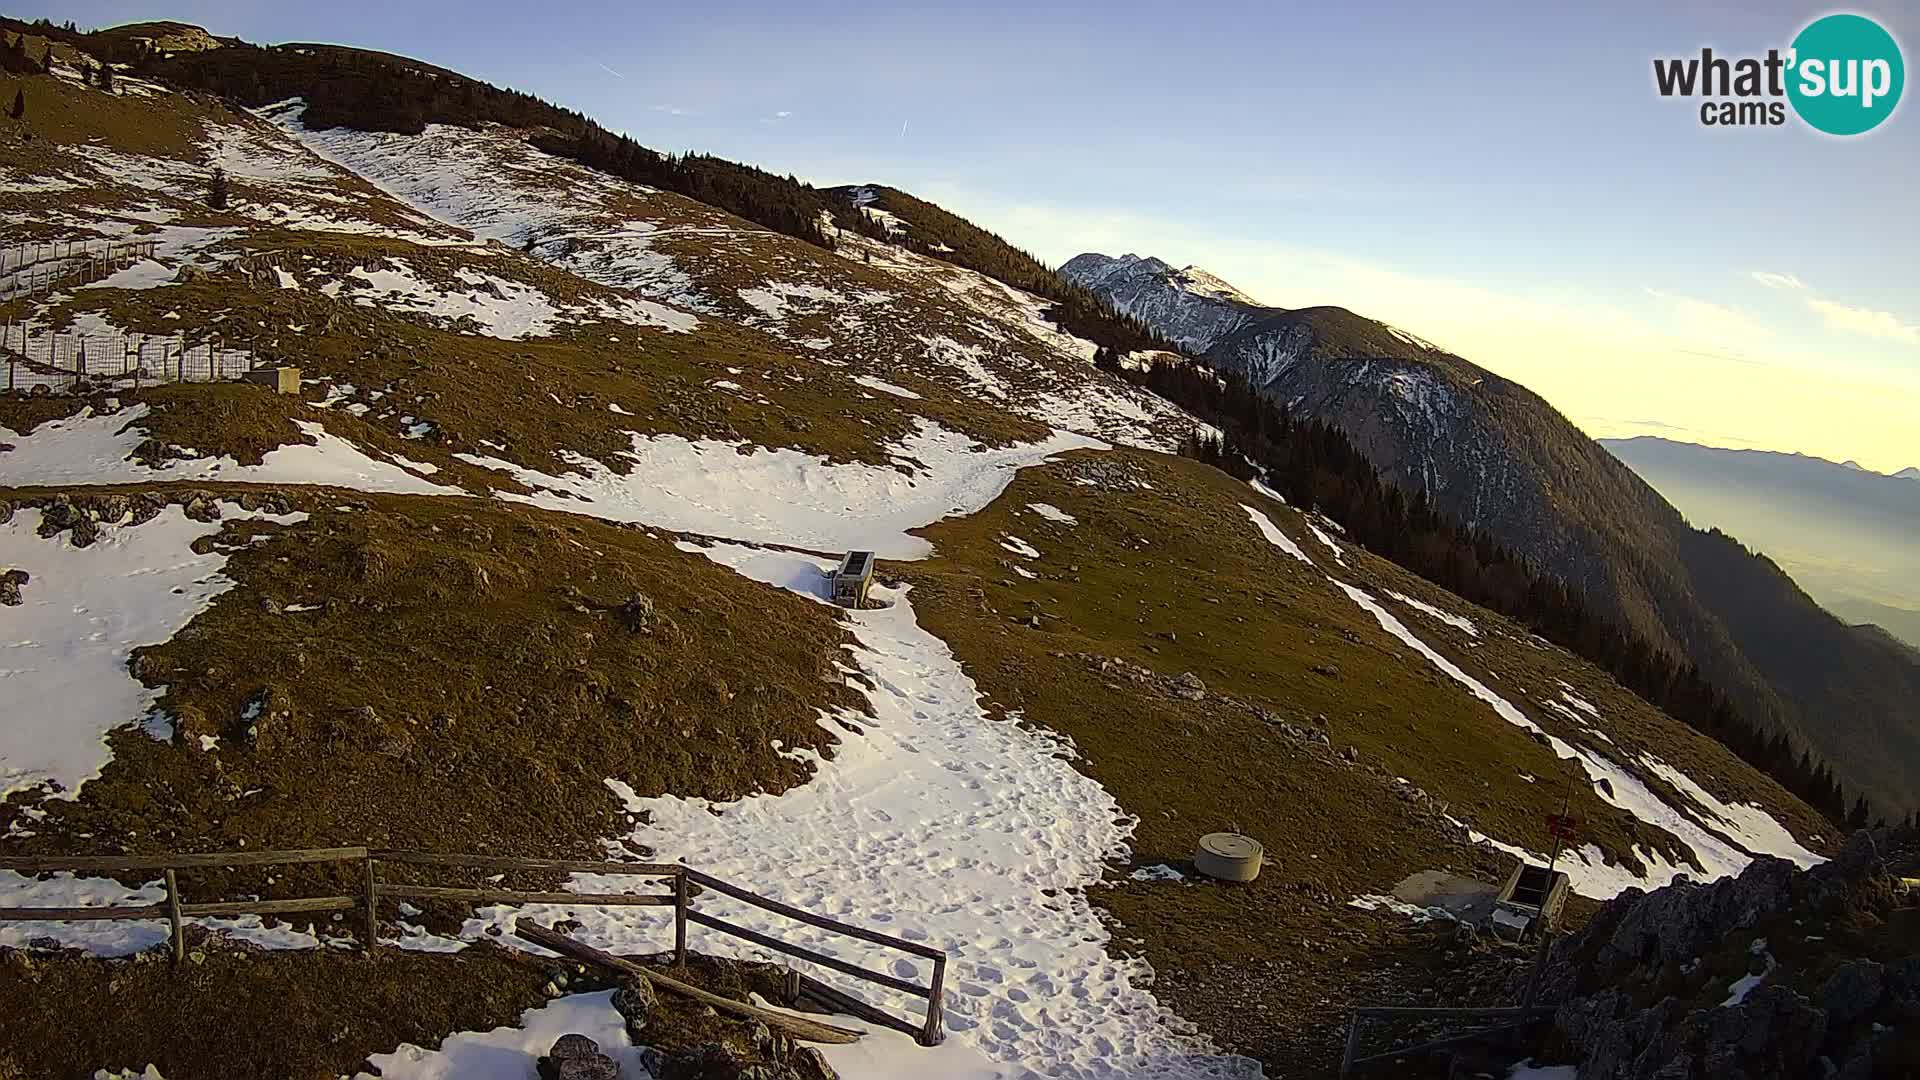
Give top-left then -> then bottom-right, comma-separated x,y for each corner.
1060,251 -> 1920,821
1515,825 -> 1918,1079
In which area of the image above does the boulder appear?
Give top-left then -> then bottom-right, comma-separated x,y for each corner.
617,593 -> 656,633
1169,672 -> 1206,701
612,976 -> 658,1041
538,1034 -> 618,1080
182,493 -> 222,523
1817,959 -> 1885,1027
36,498 -> 77,536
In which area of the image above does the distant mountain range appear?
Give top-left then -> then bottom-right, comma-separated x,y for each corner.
1602,437 -> 1920,652
1838,459 -> 1920,481
1062,252 -> 1920,819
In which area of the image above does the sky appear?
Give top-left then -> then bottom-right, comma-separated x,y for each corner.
27,0 -> 1920,472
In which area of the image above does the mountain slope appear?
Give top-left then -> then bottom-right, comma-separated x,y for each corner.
1062,253 -> 1920,819
0,20 -> 1846,1080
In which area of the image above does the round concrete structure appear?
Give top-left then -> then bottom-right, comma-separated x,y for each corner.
1194,832 -> 1263,882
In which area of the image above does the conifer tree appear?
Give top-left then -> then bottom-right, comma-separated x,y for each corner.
98,63 -> 115,92
209,166 -> 229,209
42,45 -> 54,73
8,87 -> 23,121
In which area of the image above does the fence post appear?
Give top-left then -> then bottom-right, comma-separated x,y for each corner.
165,868 -> 184,964
1339,1013 -> 1363,1078
919,954 -> 947,1046
364,856 -> 379,953
673,868 -> 689,966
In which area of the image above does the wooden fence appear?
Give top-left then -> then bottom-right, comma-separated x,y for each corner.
0,847 -> 947,1047
1338,1005 -> 1555,1077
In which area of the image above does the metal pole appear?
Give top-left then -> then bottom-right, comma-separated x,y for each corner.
1523,777 -> 1576,1009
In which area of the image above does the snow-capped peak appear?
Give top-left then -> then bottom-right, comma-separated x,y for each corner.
1172,264 -> 1259,306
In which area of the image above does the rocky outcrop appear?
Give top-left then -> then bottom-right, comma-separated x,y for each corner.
1059,254 -> 1256,354
1522,827 -> 1918,1080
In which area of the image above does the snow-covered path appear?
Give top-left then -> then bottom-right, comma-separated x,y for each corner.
426,544 -> 1252,1079
1,417 -> 1248,1076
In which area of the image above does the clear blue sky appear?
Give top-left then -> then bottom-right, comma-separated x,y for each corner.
26,0 -> 1920,470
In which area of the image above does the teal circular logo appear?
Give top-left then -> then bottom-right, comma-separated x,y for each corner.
1788,14 -> 1904,135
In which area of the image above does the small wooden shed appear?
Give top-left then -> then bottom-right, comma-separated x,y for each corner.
831,551 -> 876,608
1490,861 -> 1570,941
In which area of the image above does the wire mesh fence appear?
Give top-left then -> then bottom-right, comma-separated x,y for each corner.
1,321 -> 257,393
0,239 -> 160,300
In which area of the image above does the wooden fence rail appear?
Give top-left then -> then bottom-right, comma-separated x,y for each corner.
0,846 -> 947,1047
1338,1005 -> 1556,1077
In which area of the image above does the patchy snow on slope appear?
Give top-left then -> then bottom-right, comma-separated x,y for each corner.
1348,895 -> 1452,922
1233,511 -> 1813,900
1386,590 -> 1479,637
999,534 -> 1041,558
1248,478 -> 1290,506
343,262 -> 560,338
852,374 -> 923,400
737,281 -> 847,322
77,259 -> 175,291
920,334 -> 1009,400
270,103 -> 701,304
1636,757 -> 1822,868
1026,502 -> 1077,525
430,550 -> 1253,1079
354,992 -> 646,1080
0,861 -> 342,954
1240,504 -> 1313,565
0,503 -> 304,801
1304,518 -> 1346,566
0,407 -> 453,494
455,419 -> 1103,559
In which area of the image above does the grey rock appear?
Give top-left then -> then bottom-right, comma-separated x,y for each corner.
1170,672 -> 1206,701
1817,959 -> 1884,1027
540,1034 -> 618,1080
548,1034 -> 602,1061
612,976 -> 658,1041
618,592 -> 656,633
182,494 -> 222,523
792,1047 -> 838,1080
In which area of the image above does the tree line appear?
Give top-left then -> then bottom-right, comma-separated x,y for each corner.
131,41 -> 860,251
835,185 -> 1175,356
1113,351 -> 1881,828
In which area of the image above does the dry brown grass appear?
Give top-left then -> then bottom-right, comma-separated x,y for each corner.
898,447 -> 1830,1075
0,488 -> 868,908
